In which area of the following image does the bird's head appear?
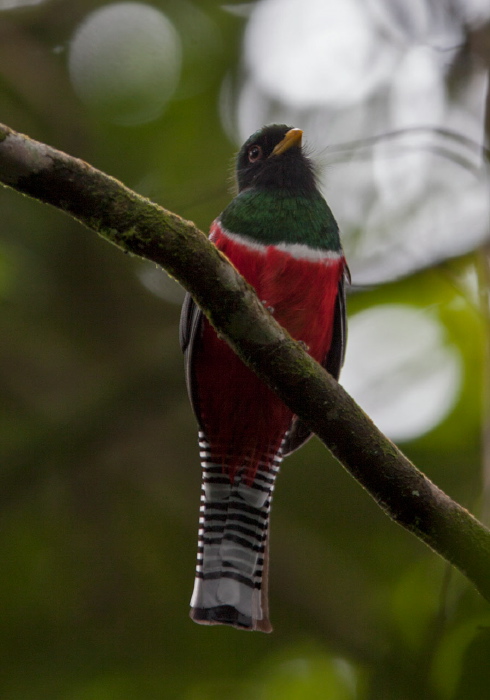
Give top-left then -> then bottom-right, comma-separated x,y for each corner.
236,124 -> 316,194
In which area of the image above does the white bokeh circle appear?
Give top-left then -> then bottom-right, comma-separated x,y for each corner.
244,0 -> 399,108
340,304 -> 462,441
69,2 -> 181,125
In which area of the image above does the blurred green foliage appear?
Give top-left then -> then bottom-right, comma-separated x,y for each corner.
0,1 -> 489,699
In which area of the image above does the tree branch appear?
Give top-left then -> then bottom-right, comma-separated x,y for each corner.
1,122 -> 490,600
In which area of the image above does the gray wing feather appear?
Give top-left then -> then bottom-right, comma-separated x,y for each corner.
179,293 -> 203,425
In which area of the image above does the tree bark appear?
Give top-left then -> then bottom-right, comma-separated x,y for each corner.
1,122 -> 490,599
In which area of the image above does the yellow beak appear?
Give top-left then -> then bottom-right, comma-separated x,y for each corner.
270,128 -> 303,157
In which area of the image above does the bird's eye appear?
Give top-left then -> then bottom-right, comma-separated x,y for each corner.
248,145 -> 262,163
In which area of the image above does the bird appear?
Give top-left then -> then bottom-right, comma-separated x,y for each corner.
180,124 -> 347,632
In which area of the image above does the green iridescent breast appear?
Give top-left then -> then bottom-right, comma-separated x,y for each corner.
219,187 -> 341,252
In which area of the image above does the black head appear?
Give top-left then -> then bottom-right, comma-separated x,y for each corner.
236,124 -> 317,193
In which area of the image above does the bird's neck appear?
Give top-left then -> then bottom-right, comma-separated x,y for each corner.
219,187 -> 341,252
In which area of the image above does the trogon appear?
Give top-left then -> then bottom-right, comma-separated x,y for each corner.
180,124 -> 347,632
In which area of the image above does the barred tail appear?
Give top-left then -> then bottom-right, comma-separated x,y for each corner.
190,432 -> 282,632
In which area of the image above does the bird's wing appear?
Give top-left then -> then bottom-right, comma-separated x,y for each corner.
179,292 -> 204,425
281,270 -> 348,456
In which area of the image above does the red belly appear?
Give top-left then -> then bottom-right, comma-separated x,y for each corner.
194,226 -> 344,480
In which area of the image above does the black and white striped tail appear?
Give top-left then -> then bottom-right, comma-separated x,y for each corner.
190,432 -> 282,632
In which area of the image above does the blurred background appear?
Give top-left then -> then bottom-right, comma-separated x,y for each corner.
1,0 -> 490,697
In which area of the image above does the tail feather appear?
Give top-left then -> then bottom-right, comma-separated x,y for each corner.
190,432 -> 282,632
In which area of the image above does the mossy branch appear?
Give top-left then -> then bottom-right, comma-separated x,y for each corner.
1,122 -> 489,599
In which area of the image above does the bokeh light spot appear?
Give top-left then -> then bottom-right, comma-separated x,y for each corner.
244,0 -> 398,107
341,304 -> 462,441
69,2 -> 181,125
0,0 -> 44,8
